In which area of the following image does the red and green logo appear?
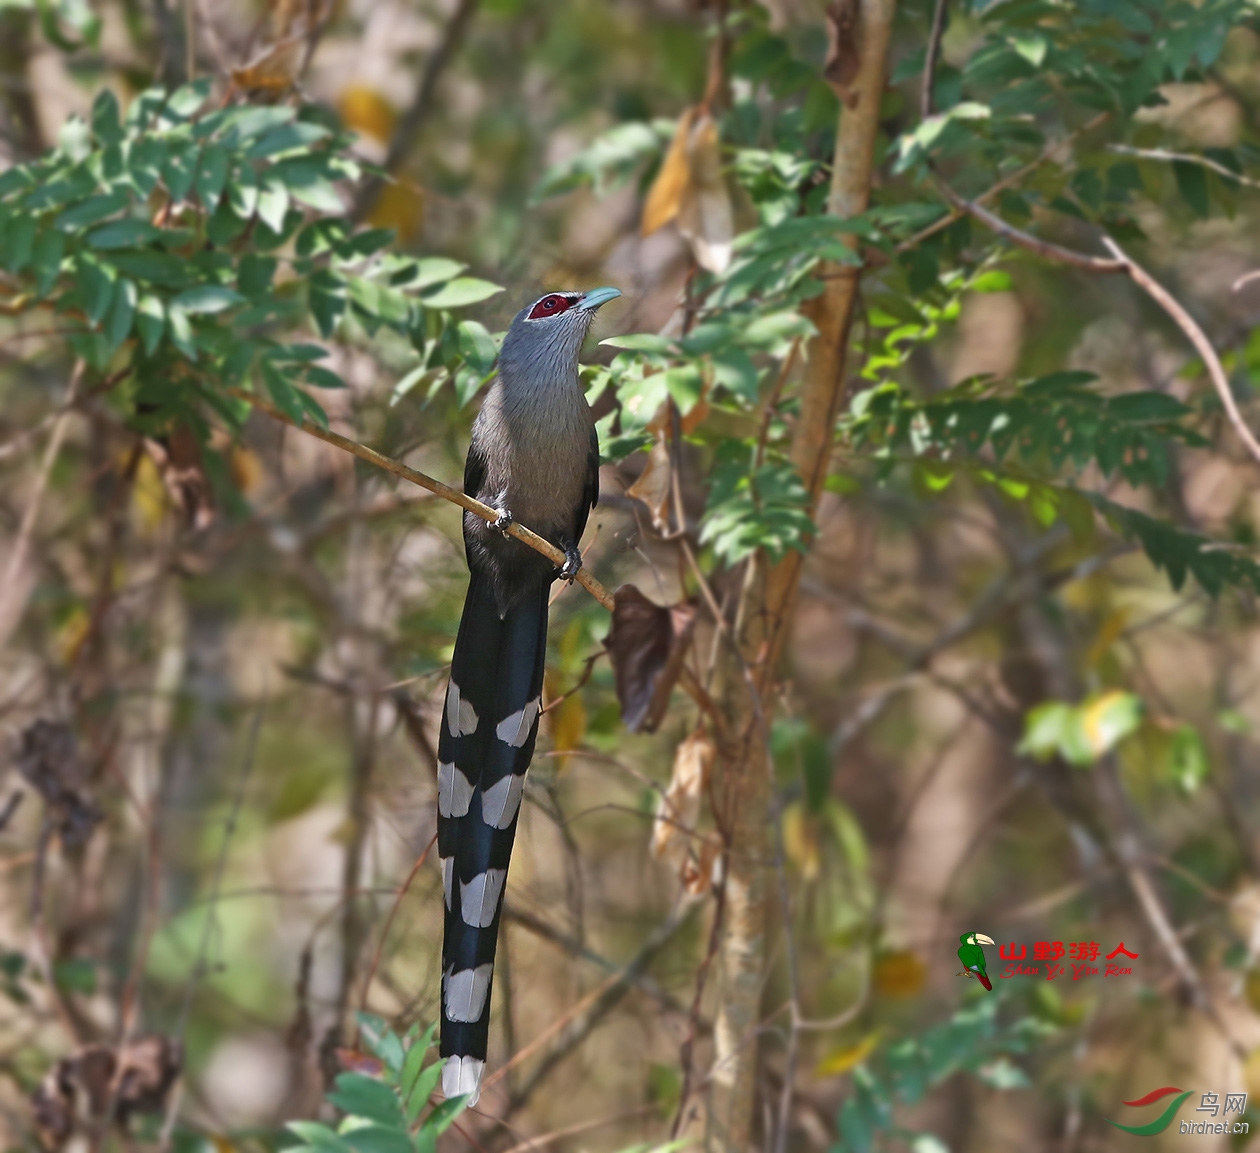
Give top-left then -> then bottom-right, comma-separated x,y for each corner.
1106,1086 -> 1194,1135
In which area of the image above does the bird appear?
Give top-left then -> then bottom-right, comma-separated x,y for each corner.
957,931 -> 996,990
435,285 -> 621,1107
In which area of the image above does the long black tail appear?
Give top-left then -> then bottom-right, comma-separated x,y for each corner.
436,570 -> 548,1105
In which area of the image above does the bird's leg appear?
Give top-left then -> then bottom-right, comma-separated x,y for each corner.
492,508 -> 514,537
559,541 -> 583,582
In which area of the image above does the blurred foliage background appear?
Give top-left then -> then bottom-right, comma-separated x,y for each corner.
2,0 -> 1260,1151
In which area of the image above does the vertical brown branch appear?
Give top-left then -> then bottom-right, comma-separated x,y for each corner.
699,2 -> 899,1150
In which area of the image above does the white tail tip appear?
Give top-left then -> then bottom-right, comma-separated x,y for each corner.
442,1054 -> 485,1107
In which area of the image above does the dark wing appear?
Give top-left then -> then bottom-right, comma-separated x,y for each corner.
572,424 -> 600,545
464,436 -> 489,503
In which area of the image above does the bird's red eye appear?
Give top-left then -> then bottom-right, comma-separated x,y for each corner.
527,293 -> 575,319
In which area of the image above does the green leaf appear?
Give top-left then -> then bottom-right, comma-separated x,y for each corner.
166,303 -> 196,360
135,294 -> 165,354
326,1073 -> 406,1129
2,214 -> 36,273
600,332 -> 676,354
32,228 -> 65,295
1173,160 -> 1209,217
1168,724 -> 1209,794
421,1096 -> 468,1138
286,1121 -> 351,1152
104,278 -> 136,353
340,1127 -> 412,1153
170,285 -> 245,314
57,190 -> 129,231
457,320 -> 498,374
195,144 -> 229,209
420,277 -> 503,309
85,219 -> 163,249
257,179 -> 291,234
260,359 -> 306,424
89,89 -> 123,145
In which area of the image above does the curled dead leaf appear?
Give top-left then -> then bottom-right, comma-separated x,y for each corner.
824,0 -> 862,109
642,107 -> 698,237
651,730 -> 716,861
675,115 -> 733,274
679,836 -> 722,897
641,108 -> 733,273
32,1036 -> 181,1148
230,34 -> 305,96
16,720 -> 101,851
626,432 -> 673,534
605,586 -> 696,733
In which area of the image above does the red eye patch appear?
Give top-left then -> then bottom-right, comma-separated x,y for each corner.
527,293 -> 576,319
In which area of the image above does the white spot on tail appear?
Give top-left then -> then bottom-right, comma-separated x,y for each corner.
446,681 -> 479,737
481,773 -> 525,829
444,962 -> 493,1023
437,761 -> 474,818
495,698 -> 540,748
441,1054 -> 484,1106
459,869 -> 506,928
441,856 -> 453,910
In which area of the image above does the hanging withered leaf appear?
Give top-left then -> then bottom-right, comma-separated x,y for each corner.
824,0 -> 862,109
641,108 -> 733,273
16,720 -> 101,851
642,107 -> 698,237
605,585 -> 696,733
625,432 -> 673,534
651,729 -> 715,863
675,114 -> 733,274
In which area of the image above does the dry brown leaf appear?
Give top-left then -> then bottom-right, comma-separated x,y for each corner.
17,720 -> 101,851
143,425 -> 215,530
605,585 -> 696,733
675,114 -> 733,274
642,106 -> 698,237
31,1036 -> 181,1147
626,432 -> 672,534
230,35 -> 305,95
824,0 -> 862,109
651,730 -> 715,861
680,836 -> 721,896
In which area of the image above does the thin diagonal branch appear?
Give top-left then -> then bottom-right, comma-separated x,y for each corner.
230,389 -> 614,610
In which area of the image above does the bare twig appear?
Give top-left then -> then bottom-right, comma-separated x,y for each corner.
351,0 -> 481,221
1105,143 -> 1260,190
159,701 -> 266,1149
1101,237 -> 1260,467
0,361 -> 84,648
230,390 -> 614,609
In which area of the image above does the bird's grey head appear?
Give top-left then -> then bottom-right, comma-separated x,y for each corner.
498,286 -> 621,389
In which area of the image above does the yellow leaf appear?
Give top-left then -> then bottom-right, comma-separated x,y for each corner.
816,1031 -> 880,1077
230,445 -> 264,495
131,451 -> 167,530
642,107 -> 698,237
368,180 -> 425,245
55,605 -> 90,666
338,85 -> 397,144
873,949 -> 926,998
1085,608 -> 1127,669
1079,690 -> 1143,757
545,670 -> 586,771
782,801 -> 821,882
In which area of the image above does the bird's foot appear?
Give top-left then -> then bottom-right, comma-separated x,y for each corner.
559,544 -> 583,583
492,509 -> 514,537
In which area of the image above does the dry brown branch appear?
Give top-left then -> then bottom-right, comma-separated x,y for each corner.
230,389 -> 615,610
1100,237 -> 1260,466
0,360 -> 83,648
